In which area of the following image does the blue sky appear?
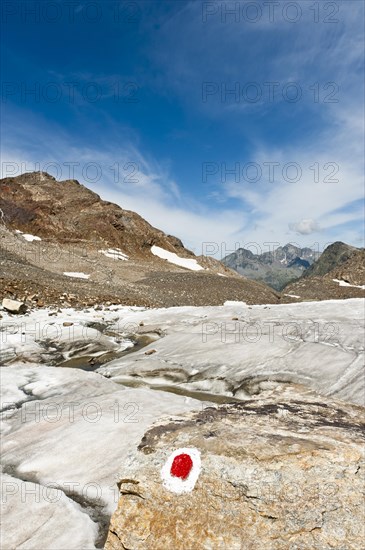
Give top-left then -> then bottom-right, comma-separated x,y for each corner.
1,0 -> 364,256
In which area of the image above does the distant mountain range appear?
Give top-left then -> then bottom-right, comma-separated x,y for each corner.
222,243 -> 321,291
222,240 -> 364,299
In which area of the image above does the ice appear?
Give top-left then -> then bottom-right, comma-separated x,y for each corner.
2,300 -> 364,406
97,299 -> 365,406
63,272 -> 90,279
0,368 -> 32,412
0,473 -> 98,550
0,308 -> 132,365
151,245 -> 204,271
1,298 -> 364,548
0,365 -> 203,548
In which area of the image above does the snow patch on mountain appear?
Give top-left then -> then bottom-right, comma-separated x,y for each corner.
333,278 -> 365,290
99,248 -> 129,261
63,272 -> 90,279
13,229 -> 41,242
151,245 -> 204,271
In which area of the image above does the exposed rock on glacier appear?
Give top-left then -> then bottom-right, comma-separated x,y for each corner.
2,298 -> 27,314
105,384 -> 365,550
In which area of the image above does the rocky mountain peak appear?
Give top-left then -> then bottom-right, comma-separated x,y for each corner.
302,241 -> 358,278
0,171 -> 192,257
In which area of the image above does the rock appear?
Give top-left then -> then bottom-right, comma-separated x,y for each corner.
62,322 -> 73,327
144,349 -> 157,355
105,385 -> 365,550
2,298 -> 27,314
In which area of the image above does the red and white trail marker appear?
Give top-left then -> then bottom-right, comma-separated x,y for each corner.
161,448 -> 201,494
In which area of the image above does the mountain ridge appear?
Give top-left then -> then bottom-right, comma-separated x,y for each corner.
0,171 -> 195,258
301,241 -> 358,278
221,243 -> 321,290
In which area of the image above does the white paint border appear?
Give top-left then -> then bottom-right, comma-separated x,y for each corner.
161,447 -> 201,494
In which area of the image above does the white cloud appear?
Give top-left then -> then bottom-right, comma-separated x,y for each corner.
289,219 -> 320,235
0,109 -> 246,256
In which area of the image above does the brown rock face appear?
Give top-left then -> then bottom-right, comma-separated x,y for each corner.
105,386 -> 365,550
282,253 -> 365,302
328,249 -> 365,287
0,171 -> 193,257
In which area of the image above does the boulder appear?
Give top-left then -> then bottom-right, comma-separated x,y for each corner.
2,298 -> 27,314
144,349 -> 157,355
105,384 -> 365,550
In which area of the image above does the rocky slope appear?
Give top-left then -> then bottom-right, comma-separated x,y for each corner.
0,172 -> 279,307
222,244 -> 320,291
325,248 -> 365,286
1,172 -> 362,307
105,384 -> 365,550
302,241 -> 358,278
283,248 -> 365,302
0,171 -> 190,257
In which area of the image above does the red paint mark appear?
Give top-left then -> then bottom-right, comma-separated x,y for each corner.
170,453 -> 193,480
